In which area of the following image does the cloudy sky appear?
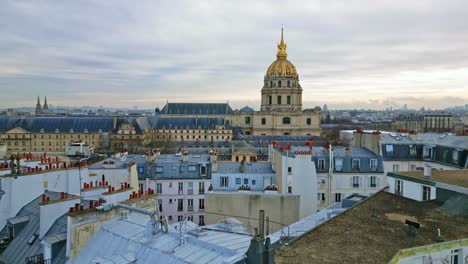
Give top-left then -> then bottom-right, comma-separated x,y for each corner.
1,0 -> 467,110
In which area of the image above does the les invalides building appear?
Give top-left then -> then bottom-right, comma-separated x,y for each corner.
226,29 -> 321,136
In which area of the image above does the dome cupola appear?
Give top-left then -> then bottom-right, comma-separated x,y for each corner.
261,28 -> 303,112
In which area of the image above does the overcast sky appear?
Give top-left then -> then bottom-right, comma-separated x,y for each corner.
1,0 -> 467,110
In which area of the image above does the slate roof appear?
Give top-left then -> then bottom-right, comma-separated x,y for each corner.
0,192 -> 67,264
145,154 -> 212,180
159,103 -> 233,115
0,116 -> 231,134
239,106 -> 255,113
380,133 -> 415,144
380,133 -> 468,150
72,214 -> 247,264
216,162 -> 274,174
147,117 -> 229,129
0,116 -> 114,134
414,133 -> 468,149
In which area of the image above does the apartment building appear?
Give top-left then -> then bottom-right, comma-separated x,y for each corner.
311,145 -> 386,210
140,153 -> 212,225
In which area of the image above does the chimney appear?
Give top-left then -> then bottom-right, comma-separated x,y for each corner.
113,116 -> 118,129
9,155 -> 15,174
423,164 -> 432,178
345,146 -> 351,156
210,148 -> 217,172
258,210 -> 265,238
182,150 -> 189,162
240,160 -> 245,173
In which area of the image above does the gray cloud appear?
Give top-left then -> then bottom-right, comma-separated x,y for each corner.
0,0 -> 467,110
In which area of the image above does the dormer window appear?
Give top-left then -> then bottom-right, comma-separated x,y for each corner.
98,129 -> 103,133
70,129 -> 74,133
55,129 -> 59,133
84,129 -> 88,133
40,129 -> 45,133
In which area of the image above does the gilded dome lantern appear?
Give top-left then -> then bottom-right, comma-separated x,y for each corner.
261,28 -> 303,112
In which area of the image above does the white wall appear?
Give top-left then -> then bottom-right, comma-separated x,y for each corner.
394,240 -> 467,264
387,176 -> 436,201
142,179 -> 210,225
102,189 -> 134,205
317,172 -> 386,209
0,168 -> 83,230
86,168 -> 131,191
40,198 -> 80,238
384,161 -> 459,174
279,154 -> 317,218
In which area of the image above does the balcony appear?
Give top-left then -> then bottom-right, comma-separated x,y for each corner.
352,184 -> 360,188
25,254 -> 50,264
187,206 -> 193,212
199,190 -> 205,195
187,189 -> 193,195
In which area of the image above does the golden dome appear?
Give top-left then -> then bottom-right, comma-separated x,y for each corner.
266,28 -> 298,78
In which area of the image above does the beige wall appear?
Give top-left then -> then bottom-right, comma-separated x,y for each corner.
228,111 -> 320,136
205,192 -> 300,234
352,133 -> 381,155
66,195 -> 157,260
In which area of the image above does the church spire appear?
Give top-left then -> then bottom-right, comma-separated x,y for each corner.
43,96 -> 48,110
35,96 -> 42,114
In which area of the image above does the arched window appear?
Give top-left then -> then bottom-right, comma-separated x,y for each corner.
283,117 -> 291,124
278,81 -> 282,87
287,80 -> 290,87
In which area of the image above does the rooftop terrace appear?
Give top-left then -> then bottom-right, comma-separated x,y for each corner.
395,170 -> 468,188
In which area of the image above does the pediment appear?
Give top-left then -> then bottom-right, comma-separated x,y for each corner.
5,127 -> 30,134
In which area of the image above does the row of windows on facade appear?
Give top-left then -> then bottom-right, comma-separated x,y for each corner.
156,181 -> 206,194
317,175 -> 379,189
386,144 -> 462,164
266,80 -> 296,88
155,135 -> 230,140
3,134 -> 102,140
7,141 -> 92,147
34,128 -> 104,133
220,177 -> 257,187
394,179 -> 432,201
316,158 -> 379,172
160,214 -> 205,225
267,95 -> 293,105
155,129 -> 229,133
157,198 -> 206,212
317,192 -> 358,203
244,116 -> 312,125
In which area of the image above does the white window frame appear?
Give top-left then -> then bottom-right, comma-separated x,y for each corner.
335,158 -> 343,172
370,159 -> 378,171
352,176 -> 360,188
386,144 -> 393,153
370,176 -> 377,188
220,176 -> 229,188
318,159 -> 325,171
422,185 -> 431,201
352,159 -> 360,170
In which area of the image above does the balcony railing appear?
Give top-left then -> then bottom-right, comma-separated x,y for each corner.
187,206 -> 193,212
25,254 -> 50,264
187,189 -> 193,195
